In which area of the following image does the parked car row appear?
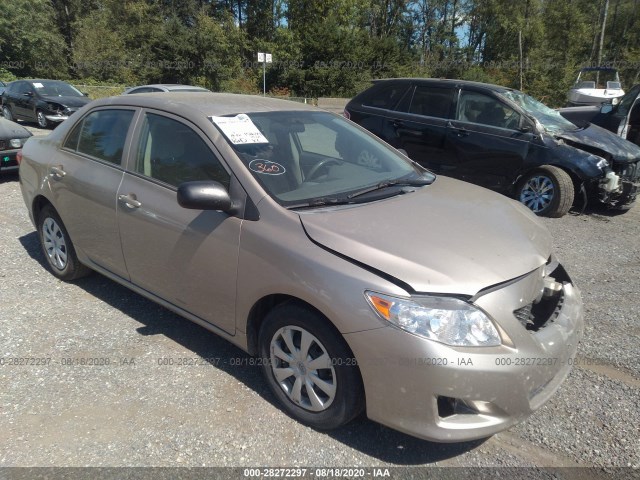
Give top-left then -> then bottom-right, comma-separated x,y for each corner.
0,80 -> 210,129
19,92 -> 584,443
345,78 -> 640,217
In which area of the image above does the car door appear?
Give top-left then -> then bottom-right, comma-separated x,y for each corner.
381,84 -> 457,172
117,110 -> 239,334
445,89 -> 533,192
616,85 -> 640,144
13,82 -> 33,120
49,107 -> 137,279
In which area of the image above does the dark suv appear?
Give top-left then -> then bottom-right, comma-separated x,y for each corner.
1,79 -> 91,128
345,79 -> 640,217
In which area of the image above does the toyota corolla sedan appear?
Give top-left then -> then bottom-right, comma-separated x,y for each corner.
18,93 -> 584,442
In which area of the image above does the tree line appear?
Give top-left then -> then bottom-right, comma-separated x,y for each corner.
1,0 -> 639,106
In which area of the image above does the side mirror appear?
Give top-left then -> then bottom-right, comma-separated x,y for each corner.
177,180 -> 232,212
396,148 -> 409,158
600,104 -> 614,114
83,92 -> 89,97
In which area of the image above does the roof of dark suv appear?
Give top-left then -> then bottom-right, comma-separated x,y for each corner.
367,78 -> 516,93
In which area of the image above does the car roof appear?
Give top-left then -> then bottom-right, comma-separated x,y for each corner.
370,78 -> 516,93
90,92 -> 317,117
128,84 -> 210,91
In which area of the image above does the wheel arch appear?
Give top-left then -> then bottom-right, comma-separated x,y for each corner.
246,294 -> 344,356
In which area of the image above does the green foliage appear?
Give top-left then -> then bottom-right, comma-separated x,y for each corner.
1,0 -> 639,105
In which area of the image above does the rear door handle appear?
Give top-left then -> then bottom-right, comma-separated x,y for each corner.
447,121 -> 469,137
50,165 -> 66,179
118,194 -> 142,209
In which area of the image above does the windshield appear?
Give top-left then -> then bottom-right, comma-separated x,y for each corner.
501,90 -> 578,134
210,111 -> 424,207
33,81 -> 84,97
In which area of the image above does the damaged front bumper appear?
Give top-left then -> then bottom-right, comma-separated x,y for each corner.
596,160 -> 640,208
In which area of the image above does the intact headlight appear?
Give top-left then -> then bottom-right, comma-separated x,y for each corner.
10,138 -> 23,148
365,291 -> 501,347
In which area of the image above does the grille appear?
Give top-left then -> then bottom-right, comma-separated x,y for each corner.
0,140 -> 6,151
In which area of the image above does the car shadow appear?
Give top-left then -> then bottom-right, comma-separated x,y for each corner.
0,171 -> 19,183
18,231 -> 486,464
569,201 -> 634,218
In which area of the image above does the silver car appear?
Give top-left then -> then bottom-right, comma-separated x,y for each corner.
18,93 -> 584,442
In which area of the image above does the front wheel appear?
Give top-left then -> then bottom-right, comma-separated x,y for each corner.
37,205 -> 91,280
259,303 -> 364,430
36,110 -> 49,129
517,166 -> 574,217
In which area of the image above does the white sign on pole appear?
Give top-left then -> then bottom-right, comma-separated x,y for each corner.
257,52 -> 265,62
265,53 -> 273,63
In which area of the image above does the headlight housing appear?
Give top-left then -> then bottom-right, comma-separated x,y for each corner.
365,291 -> 501,347
592,155 -> 609,170
9,138 -> 24,148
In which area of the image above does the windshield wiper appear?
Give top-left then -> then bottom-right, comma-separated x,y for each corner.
287,197 -> 355,210
347,174 -> 435,200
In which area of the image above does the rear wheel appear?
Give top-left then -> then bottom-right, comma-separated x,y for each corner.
517,166 -> 574,217
37,205 -> 91,280
2,106 -> 13,122
259,303 -> 364,430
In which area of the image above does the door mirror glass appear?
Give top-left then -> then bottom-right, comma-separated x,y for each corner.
177,181 -> 232,211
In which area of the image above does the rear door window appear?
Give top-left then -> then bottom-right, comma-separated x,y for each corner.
362,84 -> 410,110
408,86 -> 455,118
64,109 -> 135,165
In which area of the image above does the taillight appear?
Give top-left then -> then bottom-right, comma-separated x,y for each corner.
342,109 -> 351,120
16,149 -> 22,165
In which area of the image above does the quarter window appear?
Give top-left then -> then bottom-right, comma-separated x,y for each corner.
134,113 -> 230,189
457,91 -> 521,130
64,109 -> 134,164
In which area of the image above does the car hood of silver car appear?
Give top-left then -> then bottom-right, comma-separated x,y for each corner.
298,176 -> 552,296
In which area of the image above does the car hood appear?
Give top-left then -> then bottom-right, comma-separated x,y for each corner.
0,118 -> 31,139
42,96 -> 91,108
298,177 -> 552,296
556,123 -> 640,163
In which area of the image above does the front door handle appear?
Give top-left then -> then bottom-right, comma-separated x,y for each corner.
50,165 -> 66,179
118,194 -> 142,209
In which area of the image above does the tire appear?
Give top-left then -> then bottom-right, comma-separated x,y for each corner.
37,205 -> 91,280
517,166 -> 574,217
2,105 -> 13,122
36,110 -> 49,129
258,303 -> 364,430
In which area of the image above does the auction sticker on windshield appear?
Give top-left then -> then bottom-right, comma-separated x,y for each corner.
210,114 -> 268,144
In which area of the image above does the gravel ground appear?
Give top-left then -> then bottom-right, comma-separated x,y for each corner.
0,126 -> 638,477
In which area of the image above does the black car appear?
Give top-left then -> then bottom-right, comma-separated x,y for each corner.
560,84 -> 640,147
345,78 -> 640,217
0,117 -> 31,175
1,79 -> 91,128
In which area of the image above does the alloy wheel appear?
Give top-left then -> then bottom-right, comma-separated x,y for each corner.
519,175 -> 555,213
